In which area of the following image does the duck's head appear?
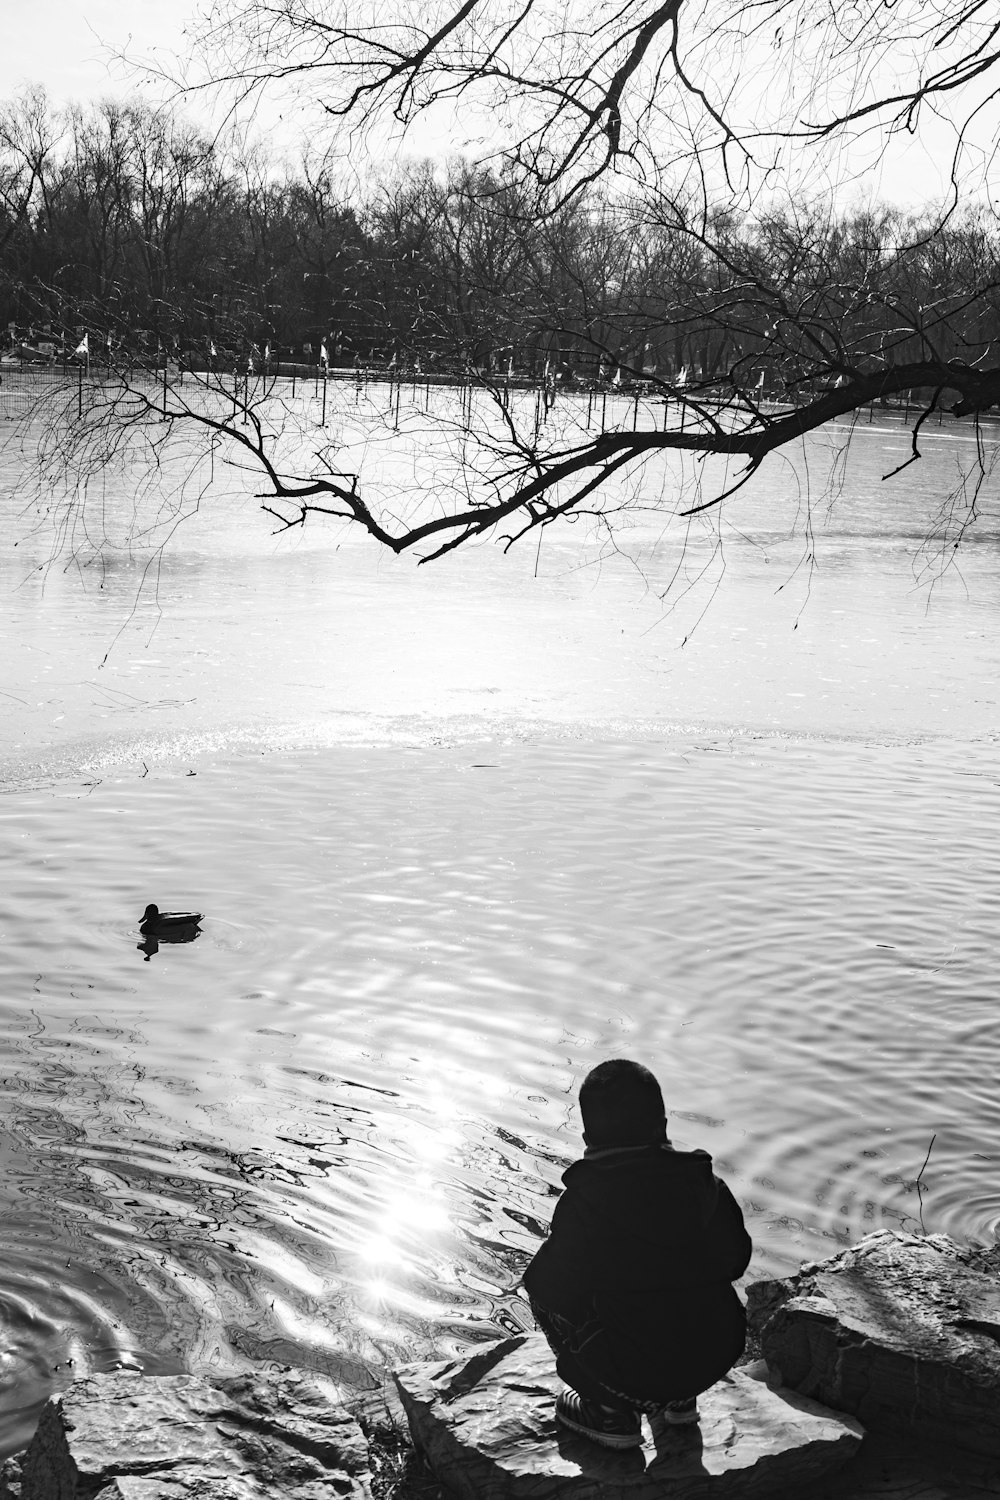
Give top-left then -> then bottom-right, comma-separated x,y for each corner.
142,903 -> 160,921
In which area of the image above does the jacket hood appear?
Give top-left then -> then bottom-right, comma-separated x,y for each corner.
562,1142 -> 721,1228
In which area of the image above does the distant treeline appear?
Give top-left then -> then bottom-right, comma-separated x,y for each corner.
3,90 -> 1000,391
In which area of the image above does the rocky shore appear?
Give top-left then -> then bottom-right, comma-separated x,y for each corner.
3,1231 -> 1000,1499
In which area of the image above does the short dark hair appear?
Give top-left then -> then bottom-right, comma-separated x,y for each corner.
579,1059 -> 666,1148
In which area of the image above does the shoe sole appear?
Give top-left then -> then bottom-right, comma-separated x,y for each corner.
556,1409 -> 643,1449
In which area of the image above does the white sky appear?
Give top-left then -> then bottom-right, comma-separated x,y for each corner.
0,0 -> 455,170
0,1 -> 190,103
1,2 -> 994,211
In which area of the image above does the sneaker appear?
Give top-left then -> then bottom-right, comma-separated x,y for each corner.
555,1389 -> 642,1449
655,1397 -> 699,1426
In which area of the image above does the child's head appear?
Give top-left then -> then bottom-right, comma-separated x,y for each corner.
579,1058 -> 667,1148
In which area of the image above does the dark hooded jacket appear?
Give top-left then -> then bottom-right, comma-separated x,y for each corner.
523,1142 -> 752,1401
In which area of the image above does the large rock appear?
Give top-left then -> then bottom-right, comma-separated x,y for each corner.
747,1229 -> 1000,1457
12,1367 -> 371,1499
393,1332 -> 862,1499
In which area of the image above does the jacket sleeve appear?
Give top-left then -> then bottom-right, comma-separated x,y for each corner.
521,1184 -> 607,1319
707,1176 -> 752,1282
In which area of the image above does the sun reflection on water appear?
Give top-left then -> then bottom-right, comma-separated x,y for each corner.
357,1090 -> 465,1312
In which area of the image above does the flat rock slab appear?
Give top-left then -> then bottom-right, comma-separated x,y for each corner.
746,1229 -> 1000,1458
13,1368 -> 371,1499
394,1333 -> 862,1500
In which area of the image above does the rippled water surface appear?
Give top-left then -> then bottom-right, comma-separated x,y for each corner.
1,398 -> 1000,1456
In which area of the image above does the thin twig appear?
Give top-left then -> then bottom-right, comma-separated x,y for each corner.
915,1132 -> 937,1235
916,1133 -> 937,1188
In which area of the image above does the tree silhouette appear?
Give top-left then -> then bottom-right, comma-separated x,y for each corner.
13,4 -> 1000,563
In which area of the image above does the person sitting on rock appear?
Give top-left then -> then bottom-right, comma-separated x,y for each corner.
522,1057 -> 752,1450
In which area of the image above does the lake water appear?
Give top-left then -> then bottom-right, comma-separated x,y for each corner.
1,387 -> 999,1458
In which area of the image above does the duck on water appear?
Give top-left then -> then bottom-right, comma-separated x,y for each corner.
140,903 -> 203,935
138,904 -> 203,959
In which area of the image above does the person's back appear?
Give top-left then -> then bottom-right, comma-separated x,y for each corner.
523,1058 -> 752,1449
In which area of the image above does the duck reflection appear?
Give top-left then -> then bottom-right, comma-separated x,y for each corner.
136,903 -> 203,962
